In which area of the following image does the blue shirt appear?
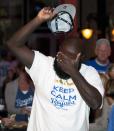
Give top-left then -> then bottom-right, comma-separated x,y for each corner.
84,59 -> 110,73
108,105 -> 114,131
15,87 -> 34,121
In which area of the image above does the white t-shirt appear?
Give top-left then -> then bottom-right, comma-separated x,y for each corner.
25,51 -> 104,131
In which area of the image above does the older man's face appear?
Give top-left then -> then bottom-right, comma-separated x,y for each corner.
95,44 -> 111,63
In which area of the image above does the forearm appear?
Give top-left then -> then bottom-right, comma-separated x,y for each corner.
56,52 -> 102,109
71,71 -> 102,109
6,17 -> 44,68
6,7 -> 54,68
7,17 -> 43,47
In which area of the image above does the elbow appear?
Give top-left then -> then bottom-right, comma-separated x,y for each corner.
91,101 -> 101,110
91,94 -> 102,110
6,39 -> 17,52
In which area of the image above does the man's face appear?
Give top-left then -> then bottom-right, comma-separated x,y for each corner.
95,44 -> 111,63
53,39 -> 80,79
53,58 -> 70,79
59,41 -> 79,60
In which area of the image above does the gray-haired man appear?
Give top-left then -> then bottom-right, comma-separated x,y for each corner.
85,38 -> 111,74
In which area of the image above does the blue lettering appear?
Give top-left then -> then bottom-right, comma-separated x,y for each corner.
53,86 -> 59,91
51,90 -> 56,96
56,94 -> 62,99
51,98 -> 54,103
64,89 -> 69,93
59,87 -> 63,93
63,95 -> 69,100
69,88 -> 74,93
69,95 -> 76,101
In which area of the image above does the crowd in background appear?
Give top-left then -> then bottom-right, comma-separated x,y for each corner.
84,38 -> 114,131
0,49 -> 34,128
0,37 -> 114,131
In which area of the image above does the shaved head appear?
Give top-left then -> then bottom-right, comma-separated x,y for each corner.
59,37 -> 82,54
53,37 -> 82,79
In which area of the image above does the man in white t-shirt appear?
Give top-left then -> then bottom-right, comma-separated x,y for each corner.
6,4 -> 104,131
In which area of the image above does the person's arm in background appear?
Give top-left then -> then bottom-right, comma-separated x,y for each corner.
6,7 -> 55,69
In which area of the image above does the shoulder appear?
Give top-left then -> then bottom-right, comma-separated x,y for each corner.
80,64 -> 101,82
84,59 -> 96,65
80,63 -> 97,74
32,50 -> 54,65
80,64 -> 104,96
25,51 -> 54,77
5,79 -> 18,91
7,78 -> 18,86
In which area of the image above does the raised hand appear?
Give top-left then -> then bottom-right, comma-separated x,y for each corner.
56,52 -> 81,76
36,7 -> 56,22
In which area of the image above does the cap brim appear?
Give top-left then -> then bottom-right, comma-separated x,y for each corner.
54,4 -> 76,19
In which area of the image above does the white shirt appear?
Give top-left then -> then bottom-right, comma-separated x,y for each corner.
25,51 -> 104,131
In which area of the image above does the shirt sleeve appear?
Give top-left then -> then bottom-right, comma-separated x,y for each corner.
25,51 -> 53,85
82,65 -> 104,108
84,65 -> 104,97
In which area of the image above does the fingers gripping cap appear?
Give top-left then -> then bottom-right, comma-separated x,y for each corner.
47,4 -> 76,33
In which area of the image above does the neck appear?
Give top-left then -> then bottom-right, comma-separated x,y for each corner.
96,58 -> 109,66
19,84 -> 29,91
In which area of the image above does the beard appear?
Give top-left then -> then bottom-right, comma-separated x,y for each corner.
53,57 -> 82,80
53,58 -> 71,80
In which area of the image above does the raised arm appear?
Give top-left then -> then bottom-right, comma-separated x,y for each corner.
57,52 -> 103,109
6,7 -> 55,69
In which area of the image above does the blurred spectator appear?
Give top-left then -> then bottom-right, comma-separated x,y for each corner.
107,63 -> 114,79
86,42 -> 111,130
106,79 -> 114,131
0,53 -> 19,114
99,73 -> 108,89
89,73 -> 109,131
5,64 -> 34,122
1,67 -> 17,109
0,50 -> 18,89
85,38 -> 111,74
0,50 -> 11,88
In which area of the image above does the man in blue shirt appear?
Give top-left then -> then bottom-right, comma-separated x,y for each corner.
85,38 -> 111,74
